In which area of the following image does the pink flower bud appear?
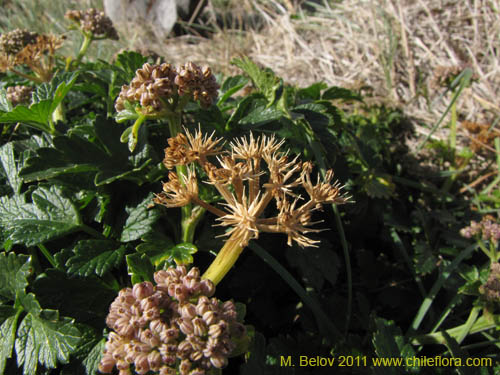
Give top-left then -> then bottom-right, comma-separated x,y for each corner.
98,353 -> 115,373
133,281 -> 155,300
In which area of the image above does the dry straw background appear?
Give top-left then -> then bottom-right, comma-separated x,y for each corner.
1,0 -> 499,139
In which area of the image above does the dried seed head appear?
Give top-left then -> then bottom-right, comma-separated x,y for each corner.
0,29 -> 38,55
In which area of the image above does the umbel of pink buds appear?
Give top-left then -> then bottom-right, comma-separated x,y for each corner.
115,62 -> 219,115
99,265 -> 246,375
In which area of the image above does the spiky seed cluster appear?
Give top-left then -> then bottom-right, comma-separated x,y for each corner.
175,62 -> 220,108
6,85 -> 33,106
100,265 -> 244,375
115,62 -> 219,114
115,63 -> 178,113
154,130 -> 351,248
0,29 -> 38,55
65,8 -> 119,40
479,262 -> 500,303
460,215 -> 500,244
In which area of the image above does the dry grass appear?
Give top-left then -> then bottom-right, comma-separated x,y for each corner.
0,0 -> 498,138
144,0 -> 500,142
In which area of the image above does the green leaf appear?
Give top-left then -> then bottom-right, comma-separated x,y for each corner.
126,253 -> 154,284
0,308 -> 19,374
0,185 -> 81,246
33,269 -> 116,324
217,75 -> 249,106
0,87 -> 13,112
231,57 -> 282,105
15,309 -> 81,375
114,51 -> 148,81
240,331 -> 267,375
0,142 -> 23,195
33,72 -> 79,113
66,240 -> 125,277
0,252 -> 31,300
372,317 -> 418,375
120,193 -> 161,242
136,231 -> 175,267
297,82 -> 328,100
239,105 -> 283,127
83,339 -> 106,375
0,100 -> 52,133
168,243 -> 197,265
322,86 -> 363,101
285,244 -> 339,290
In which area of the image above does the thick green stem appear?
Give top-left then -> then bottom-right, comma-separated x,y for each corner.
181,206 -> 205,243
167,114 -> 196,243
71,33 -> 93,69
202,234 -> 244,285
411,314 -> 499,346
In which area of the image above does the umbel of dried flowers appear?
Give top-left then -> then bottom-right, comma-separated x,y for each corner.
99,265 -> 246,375
0,28 -> 63,83
115,62 -> 219,115
154,129 -> 351,284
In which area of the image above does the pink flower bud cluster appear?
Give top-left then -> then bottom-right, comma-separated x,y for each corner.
175,62 -> 219,108
115,61 -> 219,114
65,8 -> 119,40
479,262 -> 500,303
99,265 -> 245,375
6,85 -> 33,106
115,63 -> 178,113
460,215 -> 500,244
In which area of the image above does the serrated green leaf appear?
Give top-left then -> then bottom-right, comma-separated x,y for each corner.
33,269 -> 116,324
0,142 -> 23,195
322,86 -> 362,101
169,243 -> 197,265
239,105 -> 283,127
0,252 -> 31,301
66,240 -> 125,277
114,51 -> 148,81
15,310 -> 81,375
0,87 -> 13,112
240,331 -> 266,375
285,245 -> 339,290
372,317 -> 417,375
0,100 -> 52,132
83,339 -> 106,375
297,82 -> 328,100
218,75 -> 249,106
0,185 -> 81,246
120,194 -> 161,242
116,109 -> 139,123
0,309 -> 19,374
136,232 -> 175,267
126,253 -> 154,284
231,57 -> 282,105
